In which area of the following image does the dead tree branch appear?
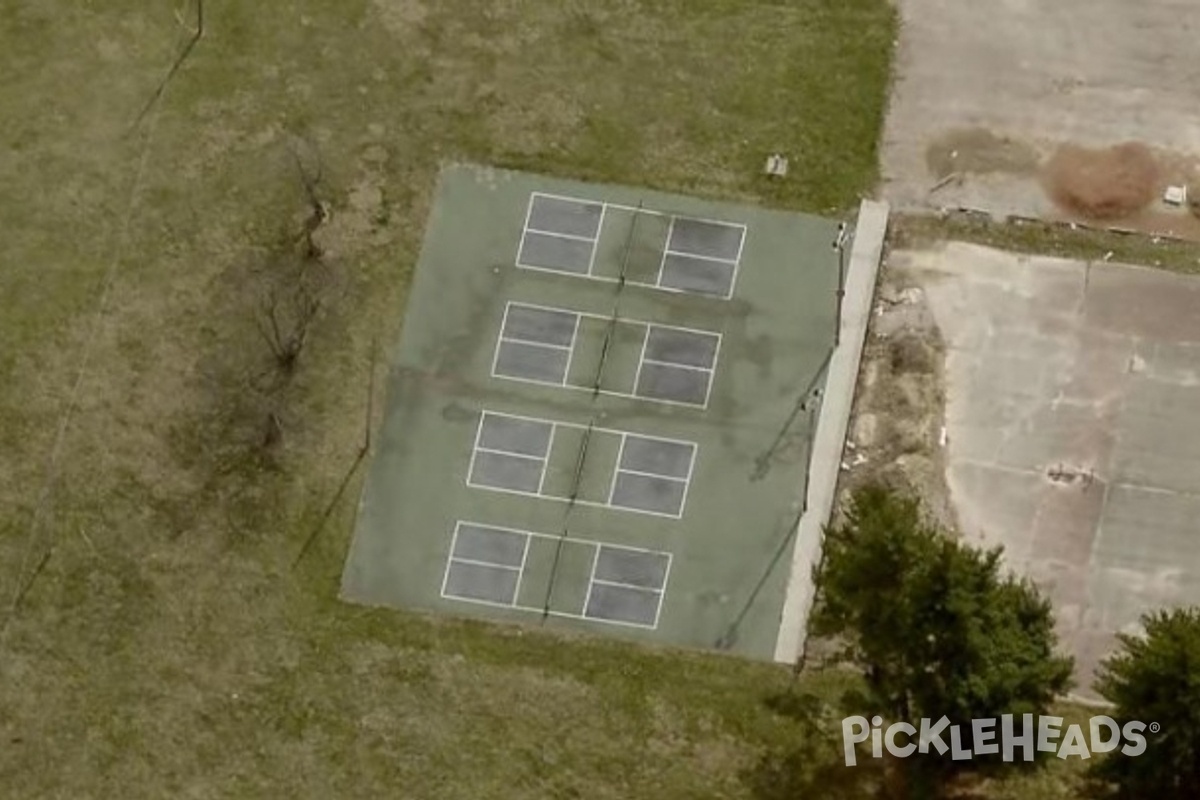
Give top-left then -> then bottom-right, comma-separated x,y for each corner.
289,139 -> 329,260
133,0 -> 205,129
254,269 -> 325,374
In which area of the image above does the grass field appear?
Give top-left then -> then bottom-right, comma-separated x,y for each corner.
0,1 -> 1102,797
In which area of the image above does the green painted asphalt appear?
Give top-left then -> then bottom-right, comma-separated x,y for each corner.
342,165 -> 843,658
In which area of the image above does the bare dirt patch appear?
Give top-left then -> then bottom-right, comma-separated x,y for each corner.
1042,142 -> 1160,220
925,127 -> 1040,181
836,267 -> 956,533
883,0 -> 1200,235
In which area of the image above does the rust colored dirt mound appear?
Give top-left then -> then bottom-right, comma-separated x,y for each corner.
1043,142 -> 1160,220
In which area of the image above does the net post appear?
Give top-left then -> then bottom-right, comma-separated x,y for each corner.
833,222 -> 849,348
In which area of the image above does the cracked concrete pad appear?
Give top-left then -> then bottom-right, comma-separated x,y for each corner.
882,0 -> 1200,223
895,241 -> 1200,698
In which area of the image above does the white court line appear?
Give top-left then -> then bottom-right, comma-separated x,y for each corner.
502,298 -> 615,325
454,518 -> 672,554
592,539 -> 672,557
489,304 -> 511,379
638,276 -> 734,302
514,261 -> 612,280
652,553 -> 673,627
664,217 -> 747,258
476,410 -> 699,450
701,367 -> 716,408
497,301 -> 514,337
590,578 -> 665,593
441,525 -> 531,607
516,259 -> 727,299
439,523 -> 465,599
638,321 -> 720,371
654,217 -> 676,289
532,191 -> 750,231
549,604 -> 659,630
514,195 -> 538,268
610,425 -> 697,450
581,541 -> 602,618
499,336 -> 571,352
477,410 -> 555,458
513,533 -> 533,607
491,341 -> 572,386
726,228 -> 747,299
467,461 -> 549,495
504,300 -> 722,341
605,435 -> 697,517
470,412 -> 696,515
444,595 -> 522,613
631,326 -> 717,408
471,482 -> 685,520
586,203 -> 607,276
530,191 -> 662,220
732,224 -> 747,263
500,301 -> 581,348
633,362 -> 716,408
454,518 -> 547,541
537,424 -> 557,495
503,298 -> 593,318
680,439 -> 697,485
639,358 -> 711,373
466,473 -> 534,494
442,598 -> 661,630
463,413 -> 487,489
587,542 -> 672,591
606,432 -> 629,505
562,313 -> 581,386
607,471 -> 688,519
663,248 -> 739,265
667,214 -> 748,236
677,443 -> 698,520
492,370 -> 577,394
621,432 -> 696,480
582,543 -> 671,627
449,556 -> 522,572
469,450 -> 549,493
706,329 -> 724,399
519,192 -> 746,300
442,520 -> 671,629
439,558 -> 522,609
529,192 -> 607,232
659,255 -> 737,301
631,324 -> 651,399
495,371 -> 710,410
474,446 -> 546,464
647,318 -> 724,340
525,227 -> 598,244
615,466 -> 689,482
494,301 -> 578,387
